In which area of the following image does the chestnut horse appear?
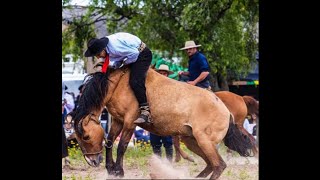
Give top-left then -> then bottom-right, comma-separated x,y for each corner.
174,91 -> 259,162
70,66 -> 252,179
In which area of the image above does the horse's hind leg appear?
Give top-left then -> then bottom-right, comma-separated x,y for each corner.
173,136 -> 195,162
105,118 -> 123,175
173,136 -> 181,162
180,136 -> 213,178
192,132 -> 227,180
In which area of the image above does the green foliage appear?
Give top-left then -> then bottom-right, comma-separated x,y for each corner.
62,0 -> 72,6
67,142 -> 88,165
62,15 -> 96,62
62,0 -> 258,79
180,0 -> 259,79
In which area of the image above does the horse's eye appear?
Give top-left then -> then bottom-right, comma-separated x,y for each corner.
83,135 -> 90,141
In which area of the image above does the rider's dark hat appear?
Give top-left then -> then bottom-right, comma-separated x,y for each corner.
84,37 -> 109,57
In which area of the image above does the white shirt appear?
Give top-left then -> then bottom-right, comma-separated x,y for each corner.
64,93 -> 75,114
105,32 -> 142,64
243,118 -> 250,132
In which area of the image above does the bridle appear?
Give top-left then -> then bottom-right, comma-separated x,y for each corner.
76,67 -> 129,156
76,113 -> 104,156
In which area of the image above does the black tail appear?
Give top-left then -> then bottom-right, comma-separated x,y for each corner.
223,114 -> 253,157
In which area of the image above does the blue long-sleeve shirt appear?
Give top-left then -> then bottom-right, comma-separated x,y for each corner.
104,32 -> 142,65
188,52 -> 210,88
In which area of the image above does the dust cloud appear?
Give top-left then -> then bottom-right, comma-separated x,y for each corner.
149,155 -> 197,179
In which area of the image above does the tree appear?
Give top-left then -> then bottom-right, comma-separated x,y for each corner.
62,0 -> 259,90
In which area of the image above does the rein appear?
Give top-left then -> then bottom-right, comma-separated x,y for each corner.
77,113 -> 104,155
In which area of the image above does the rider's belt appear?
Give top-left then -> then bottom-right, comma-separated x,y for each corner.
138,42 -> 146,52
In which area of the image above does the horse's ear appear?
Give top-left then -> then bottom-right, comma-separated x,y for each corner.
83,115 -> 91,125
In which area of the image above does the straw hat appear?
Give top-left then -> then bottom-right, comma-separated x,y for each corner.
156,64 -> 174,75
180,40 -> 201,50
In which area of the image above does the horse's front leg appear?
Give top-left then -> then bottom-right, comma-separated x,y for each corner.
105,117 -> 123,175
113,126 -> 135,177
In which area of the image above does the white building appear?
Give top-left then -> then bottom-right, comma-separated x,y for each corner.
62,54 -> 85,75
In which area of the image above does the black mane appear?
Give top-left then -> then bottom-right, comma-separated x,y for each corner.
73,71 -> 110,133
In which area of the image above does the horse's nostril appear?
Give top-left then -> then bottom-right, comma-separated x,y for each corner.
92,158 -> 100,166
92,159 -> 97,166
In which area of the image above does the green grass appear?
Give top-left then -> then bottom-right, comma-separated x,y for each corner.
67,140 -> 87,166
62,173 -> 94,180
64,141 -> 258,179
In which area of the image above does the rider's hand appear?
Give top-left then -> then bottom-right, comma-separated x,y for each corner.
112,61 -> 123,69
178,71 -> 184,76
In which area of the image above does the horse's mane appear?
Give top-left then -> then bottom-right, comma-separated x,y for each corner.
73,71 -> 111,132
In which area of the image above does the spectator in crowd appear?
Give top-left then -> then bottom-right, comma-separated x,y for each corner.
243,117 -> 250,133
62,81 -> 70,168
248,114 -> 258,140
74,84 -> 84,111
178,40 -> 211,90
63,91 -> 75,115
243,115 -> 257,138
134,126 -> 150,143
100,107 -> 109,138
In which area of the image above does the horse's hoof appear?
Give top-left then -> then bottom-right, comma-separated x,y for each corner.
187,156 -> 195,162
106,165 -> 115,175
113,168 -> 124,177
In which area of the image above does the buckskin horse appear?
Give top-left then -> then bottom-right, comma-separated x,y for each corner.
173,91 -> 259,162
70,66 -> 252,179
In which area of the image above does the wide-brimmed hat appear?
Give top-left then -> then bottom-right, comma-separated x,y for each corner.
84,37 -> 109,57
180,40 -> 201,50
156,64 -> 173,75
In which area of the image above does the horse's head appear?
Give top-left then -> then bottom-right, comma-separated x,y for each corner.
69,69 -> 128,167
70,112 -> 105,167
69,72 -> 111,167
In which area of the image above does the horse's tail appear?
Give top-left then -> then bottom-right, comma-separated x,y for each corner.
223,114 -> 253,157
242,96 -> 259,118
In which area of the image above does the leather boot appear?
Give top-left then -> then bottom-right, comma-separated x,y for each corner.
134,104 -> 152,124
165,146 -> 173,163
153,146 -> 162,158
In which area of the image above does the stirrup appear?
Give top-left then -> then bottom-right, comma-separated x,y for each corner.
134,111 -> 152,124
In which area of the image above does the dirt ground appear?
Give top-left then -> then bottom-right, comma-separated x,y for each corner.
62,152 -> 258,180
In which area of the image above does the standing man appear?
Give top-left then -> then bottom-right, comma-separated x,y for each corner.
178,40 -> 211,90
62,81 -> 70,167
84,32 -> 153,124
150,64 -> 174,162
